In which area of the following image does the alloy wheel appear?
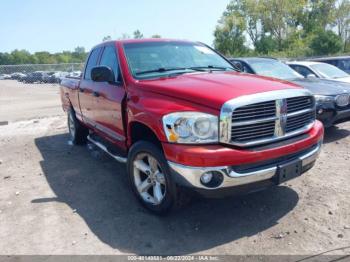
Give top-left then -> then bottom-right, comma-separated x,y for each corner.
68,112 -> 76,140
133,153 -> 166,205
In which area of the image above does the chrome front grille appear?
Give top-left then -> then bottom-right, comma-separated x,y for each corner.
231,120 -> 275,142
231,101 -> 276,121
286,111 -> 315,133
287,96 -> 314,113
231,101 -> 276,142
219,90 -> 316,147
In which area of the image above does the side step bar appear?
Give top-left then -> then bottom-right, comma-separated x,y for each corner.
87,135 -> 127,164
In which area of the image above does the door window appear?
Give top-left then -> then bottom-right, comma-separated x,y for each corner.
290,65 -> 314,77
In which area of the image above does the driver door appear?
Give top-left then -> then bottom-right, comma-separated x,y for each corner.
91,44 -> 127,149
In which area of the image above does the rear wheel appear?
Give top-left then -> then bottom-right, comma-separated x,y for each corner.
127,141 -> 187,214
68,108 -> 88,145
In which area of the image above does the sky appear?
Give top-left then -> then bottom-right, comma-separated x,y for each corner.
0,0 -> 230,53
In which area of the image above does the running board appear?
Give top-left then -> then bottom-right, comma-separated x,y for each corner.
87,135 -> 127,164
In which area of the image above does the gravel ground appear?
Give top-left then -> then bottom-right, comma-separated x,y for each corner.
0,80 -> 349,256
0,80 -> 62,122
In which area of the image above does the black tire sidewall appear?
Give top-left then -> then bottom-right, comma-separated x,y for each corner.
68,108 -> 87,145
127,141 -> 177,215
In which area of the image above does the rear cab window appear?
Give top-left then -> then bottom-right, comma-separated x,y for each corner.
84,48 -> 102,80
99,45 -> 121,83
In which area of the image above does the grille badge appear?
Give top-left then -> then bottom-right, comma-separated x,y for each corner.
275,99 -> 288,137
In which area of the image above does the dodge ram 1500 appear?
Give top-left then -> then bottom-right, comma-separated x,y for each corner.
60,39 -> 324,214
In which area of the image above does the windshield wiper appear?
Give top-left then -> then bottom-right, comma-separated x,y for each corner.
135,67 -> 205,76
190,65 -> 234,71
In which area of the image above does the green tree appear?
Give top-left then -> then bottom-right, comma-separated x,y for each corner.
72,47 -> 87,63
102,35 -> 112,42
34,51 -> 55,64
133,30 -> 144,39
214,0 -> 307,55
55,51 -> 71,64
300,0 -> 337,33
74,47 -> 85,54
10,49 -> 34,64
0,53 -> 13,65
259,0 -> 306,51
243,0 -> 262,47
255,35 -> 279,54
0,48 -> 88,65
214,0 -> 349,57
333,0 -> 350,51
151,34 -> 162,38
310,30 -> 343,55
213,6 -> 248,56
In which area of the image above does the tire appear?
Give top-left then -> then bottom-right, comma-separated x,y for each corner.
67,108 -> 88,145
127,141 -> 188,215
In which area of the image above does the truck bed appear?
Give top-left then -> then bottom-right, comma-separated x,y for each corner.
60,77 -> 81,114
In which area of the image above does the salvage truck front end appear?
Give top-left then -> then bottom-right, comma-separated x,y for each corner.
162,89 -> 323,197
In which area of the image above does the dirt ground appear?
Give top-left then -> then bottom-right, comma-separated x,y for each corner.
0,80 -> 62,123
0,80 -> 349,256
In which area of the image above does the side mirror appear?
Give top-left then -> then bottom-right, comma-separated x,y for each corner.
306,74 -> 317,79
91,66 -> 115,82
232,62 -> 243,72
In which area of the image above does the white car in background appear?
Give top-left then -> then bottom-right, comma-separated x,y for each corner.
0,74 -> 11,80
287,61 -> 350,84
67,71 -> 82,78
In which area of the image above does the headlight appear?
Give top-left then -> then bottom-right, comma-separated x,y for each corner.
163,112 -> 218,143
335,94 -> 350,107
314,95 -> 334,104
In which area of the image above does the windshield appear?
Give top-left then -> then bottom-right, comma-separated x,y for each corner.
310,63 -> 349,79
249,59 -> 303,80
123,41 -> 235,79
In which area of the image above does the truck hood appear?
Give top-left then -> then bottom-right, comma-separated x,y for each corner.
137,72 -> 301,109
290,78 -> 350,96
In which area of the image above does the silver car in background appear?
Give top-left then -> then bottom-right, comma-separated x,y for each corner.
288,61 -> 350,84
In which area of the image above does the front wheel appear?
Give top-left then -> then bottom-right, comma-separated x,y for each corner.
127,141 -> 186,214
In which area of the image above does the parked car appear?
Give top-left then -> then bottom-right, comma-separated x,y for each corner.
67,71 -> 82,78
60,39 -> 323,214
230,57 -> 350,128
288,61 -> 350,83
22,71 -> 44,83
11,72 -> 26,80
42,71 -> 57,83
308,56 -> 350,74
55,72 -> 69,83
0,74 -> 11,80
51,71 -> 67,83
18,73 -> 28,82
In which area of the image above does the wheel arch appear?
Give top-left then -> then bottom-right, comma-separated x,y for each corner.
128,121 -> 163,150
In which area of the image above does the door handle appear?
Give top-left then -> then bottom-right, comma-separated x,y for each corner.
79,88 -> 84,93
93,91 -> 100,97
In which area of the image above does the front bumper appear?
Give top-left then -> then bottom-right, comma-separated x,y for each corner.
317,104 -> 350,128
168,141 -> 321,190
165,121 -> 323,196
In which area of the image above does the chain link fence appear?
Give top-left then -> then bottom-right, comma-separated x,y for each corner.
0,63 -> 84,84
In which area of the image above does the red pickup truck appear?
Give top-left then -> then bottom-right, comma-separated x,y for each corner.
60,39 -> 324,214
